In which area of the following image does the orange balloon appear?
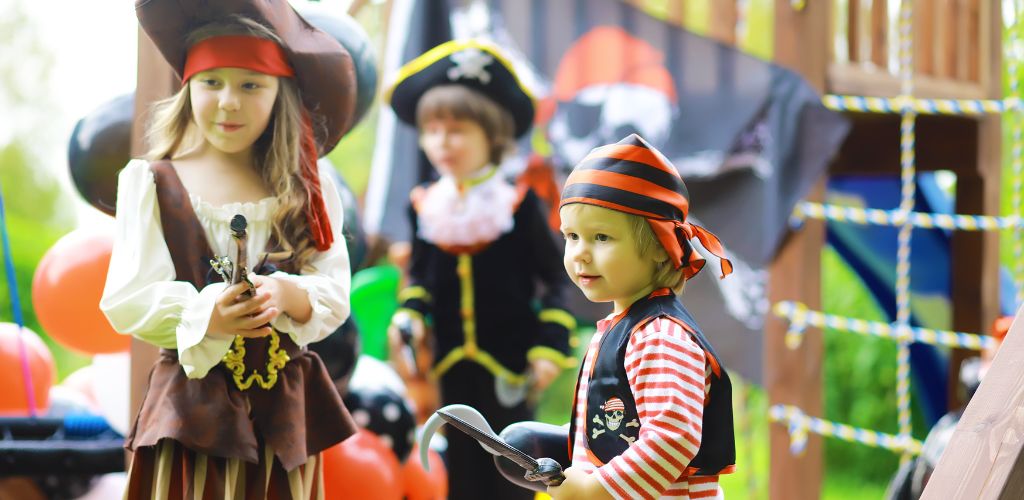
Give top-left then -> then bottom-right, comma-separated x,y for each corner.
322,429 -> 403,500
0,323 -> 55,415
31,228 -> 128,354
401,443 -> 448,500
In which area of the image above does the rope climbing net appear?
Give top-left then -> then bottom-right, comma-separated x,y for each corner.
769,0 -> 1023,463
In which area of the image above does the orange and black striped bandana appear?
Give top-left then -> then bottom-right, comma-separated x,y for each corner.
559,134 -> 733,280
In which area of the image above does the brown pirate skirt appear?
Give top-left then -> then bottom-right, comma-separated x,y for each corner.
124,342 -> 355,500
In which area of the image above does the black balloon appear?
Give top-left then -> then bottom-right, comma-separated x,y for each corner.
308,318 -> 361,391
300,6 -> 378,129
343,386 -> 416,463
67,94 -> 133,216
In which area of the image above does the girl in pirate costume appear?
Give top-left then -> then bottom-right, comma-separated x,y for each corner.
384,40 -> 576,500
100,1 -> 358,498
549,134 -> 736,499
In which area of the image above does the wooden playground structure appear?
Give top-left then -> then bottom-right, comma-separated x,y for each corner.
127,0 -> 1016,498
624,1 -> 1011,498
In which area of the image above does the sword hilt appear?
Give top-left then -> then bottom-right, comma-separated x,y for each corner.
525,457 -> 565,486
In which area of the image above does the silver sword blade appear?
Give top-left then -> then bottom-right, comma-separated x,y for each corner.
437,409 -> 540,472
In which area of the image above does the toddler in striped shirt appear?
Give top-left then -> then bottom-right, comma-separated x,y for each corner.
549,134 -> 737,500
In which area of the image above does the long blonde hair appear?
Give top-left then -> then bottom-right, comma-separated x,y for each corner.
145,15 -> 320,271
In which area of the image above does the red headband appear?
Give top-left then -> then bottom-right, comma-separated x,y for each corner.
182,35 -> 333,252
183,35 -> 294,82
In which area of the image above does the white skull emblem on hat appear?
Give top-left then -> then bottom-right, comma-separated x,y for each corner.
447,48 -> 493,85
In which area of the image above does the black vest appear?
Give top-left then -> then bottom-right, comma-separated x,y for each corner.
568,290 -> 735,475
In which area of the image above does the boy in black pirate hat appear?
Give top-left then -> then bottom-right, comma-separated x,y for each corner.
548,134 -> 736,499
384,39 -> 575,499
101,1 -> 360,498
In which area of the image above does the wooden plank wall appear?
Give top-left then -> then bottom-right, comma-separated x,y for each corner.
838,0 -> 982,85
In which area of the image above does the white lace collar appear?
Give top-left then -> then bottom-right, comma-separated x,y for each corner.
416,167 -> 519,247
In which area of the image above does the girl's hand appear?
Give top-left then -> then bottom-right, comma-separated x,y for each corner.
208,282 -> 279,339
547,467 -> 612,500
530,358 -> 561,395
250,275 -> 313,324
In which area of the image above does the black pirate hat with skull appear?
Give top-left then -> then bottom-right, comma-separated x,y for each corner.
385,39 -> 535,138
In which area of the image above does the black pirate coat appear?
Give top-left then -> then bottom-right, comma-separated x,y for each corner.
398,183 -> 574,382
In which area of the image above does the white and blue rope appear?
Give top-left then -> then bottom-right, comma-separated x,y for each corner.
769,405 -> 922,455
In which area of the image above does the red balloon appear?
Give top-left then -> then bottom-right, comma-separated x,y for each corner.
322,429 -> 403,500
0,323 -> 55,415
31,228 -> 128,354
401,443 -> 448,500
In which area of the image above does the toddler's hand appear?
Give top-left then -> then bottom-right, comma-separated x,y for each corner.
208,282 -> 279,339
547,467 -> 612,500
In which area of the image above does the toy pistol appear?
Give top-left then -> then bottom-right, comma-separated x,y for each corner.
210,214 -> 256,297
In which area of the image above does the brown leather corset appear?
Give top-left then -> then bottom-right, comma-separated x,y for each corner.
126,161 -> 356,471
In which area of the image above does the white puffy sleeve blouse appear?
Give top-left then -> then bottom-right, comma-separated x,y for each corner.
100,159 -> 351,379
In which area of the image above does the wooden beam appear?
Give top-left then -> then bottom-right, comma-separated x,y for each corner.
848,0 -> 861,63
934,0 -> 955,79
967,0 -> 981,82
954,0 -> 970,81
921,311 -> 1024,499
129,27 -> 177,463
828,63 -> 988,99
871,0 -> 889,69
829,113 -> 980,176
710,1 -> 738,45
768,1 -> 830,499
976,0 -> 997,94
666,0 -> 684,26
914,0 -> 935,77
947,170 -> 1001,413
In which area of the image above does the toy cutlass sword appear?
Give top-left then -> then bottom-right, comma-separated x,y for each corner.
419,404 -> 565,486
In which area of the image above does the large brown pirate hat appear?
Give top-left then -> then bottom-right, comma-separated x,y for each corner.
135,0 -> 358,154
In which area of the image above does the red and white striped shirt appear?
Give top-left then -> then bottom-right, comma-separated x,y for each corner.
570,315 -> 722,499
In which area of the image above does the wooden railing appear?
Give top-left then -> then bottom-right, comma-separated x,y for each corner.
831,0 -> 999,99
628,0 -> 999,98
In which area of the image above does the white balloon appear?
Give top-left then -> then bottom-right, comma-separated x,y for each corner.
90,352 -> 130,436
349,355 -> 407,397
72,472 -> 128,500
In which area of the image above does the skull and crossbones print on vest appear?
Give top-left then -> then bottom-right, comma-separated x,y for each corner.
592,396 -> 639,441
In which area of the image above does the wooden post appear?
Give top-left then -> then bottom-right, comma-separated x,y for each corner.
947,0 -> 1002,415
767,2 -> 830,499
128,27 -> 178,463
871,0 -> 889,69
848,0 -> 861,63
710,1 -> 738,45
